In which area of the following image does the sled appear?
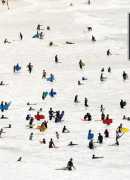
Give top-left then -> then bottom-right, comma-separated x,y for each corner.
65,41 -> 75,44
32,34 -> 39,38
34,114 -> 45,120
121,128 -> 129,133
88,133 -> 94,140
81,118 -> 87,121
0,101 -> 11,111
36,125 -> 47,132
103,119 -> 112,125
47,76 -> 55,82
15,65 -> 21,71
56,167 -> 67,170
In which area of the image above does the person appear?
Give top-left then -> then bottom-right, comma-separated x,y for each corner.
74,94 -> 79,103
56,131 -> 59,139
115,130 -> 120,145
41,120 -> 48,128
88,0 -> 90,5
17,157 -> 22,162
78,80 -> 83,85
92,154 -> 104,159
91,35 -> 96,42
48,107 -> 54,120
122,71 -> 128,80
100,104 -> 105,113
29,117 -> 34,128
84,113 -> 91,121
0,114 -> 8,119
62,126 -> 70,133
49,138 -> 55,148
106,114 -> 109,120
84,97 -> 88,107
88,139 -> 94,149
107,49 -> 111,56
39,32 -> 44,39
4,38 -> 11,44
108,67 -> 111,73
55,54 -> 59,63
123,115 -> 130,121
100,73 -> 106,81
66,158 -> 75,170
68,141 -> 78,146
19,32 -> 23,40
47,26 -> 50,30
49,41 -> 53,46
49,88 -> 56,97
101,67 -> 104,72
79,60 -> 85,69
27,62 -> 33,74
0,128 -> 4,137
29,132 -> 33,140
120,99 -> 126,109
2,0 -> 6,5
42,69 -> 46,79
104,129 -> 109,138
0,81 -> 4,86
40,138 -> 46,144
117,123 -> 123,133
28,106 -> 35,111
42,91 -> 48,100
87,26 -> 92,31
82,76 -> 87,80
101,112 -> 105,120
26,114 -> 31,120
97,133 -> 103,144
49,73 -> 55,82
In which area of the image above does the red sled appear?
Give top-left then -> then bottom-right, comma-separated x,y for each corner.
103,119 -> 112,125
35,114 -> 45,120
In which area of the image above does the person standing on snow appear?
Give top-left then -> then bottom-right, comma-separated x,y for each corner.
19,32 -> 23,40
27,62 -> 33,74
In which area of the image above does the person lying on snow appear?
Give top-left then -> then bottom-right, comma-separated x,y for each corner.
92,154 -> 104,159
68,141 -> 78,146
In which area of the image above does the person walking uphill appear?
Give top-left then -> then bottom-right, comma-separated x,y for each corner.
27,62 -> 33,74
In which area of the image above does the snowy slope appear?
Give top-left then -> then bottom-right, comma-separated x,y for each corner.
0,0 -> 130,180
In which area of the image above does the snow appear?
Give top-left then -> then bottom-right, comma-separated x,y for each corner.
0,0 -> 130,179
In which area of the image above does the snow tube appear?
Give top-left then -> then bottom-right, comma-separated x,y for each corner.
88,130 -> 94,140
103,119 -> 112,125
35,114 -> 45,120
36,125 -> 47,132
15,64 -> 21,71
121,128 -> 129,133
0,101 -> 11,111
32,34 -> 39,38
47,76 -> 55,82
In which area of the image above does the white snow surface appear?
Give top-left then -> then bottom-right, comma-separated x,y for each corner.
0,0 -> 130,179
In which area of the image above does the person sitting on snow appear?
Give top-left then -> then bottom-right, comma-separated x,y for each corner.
66,158 -> 75,170
62,126 -> 70,133
49,138 -> 55,148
